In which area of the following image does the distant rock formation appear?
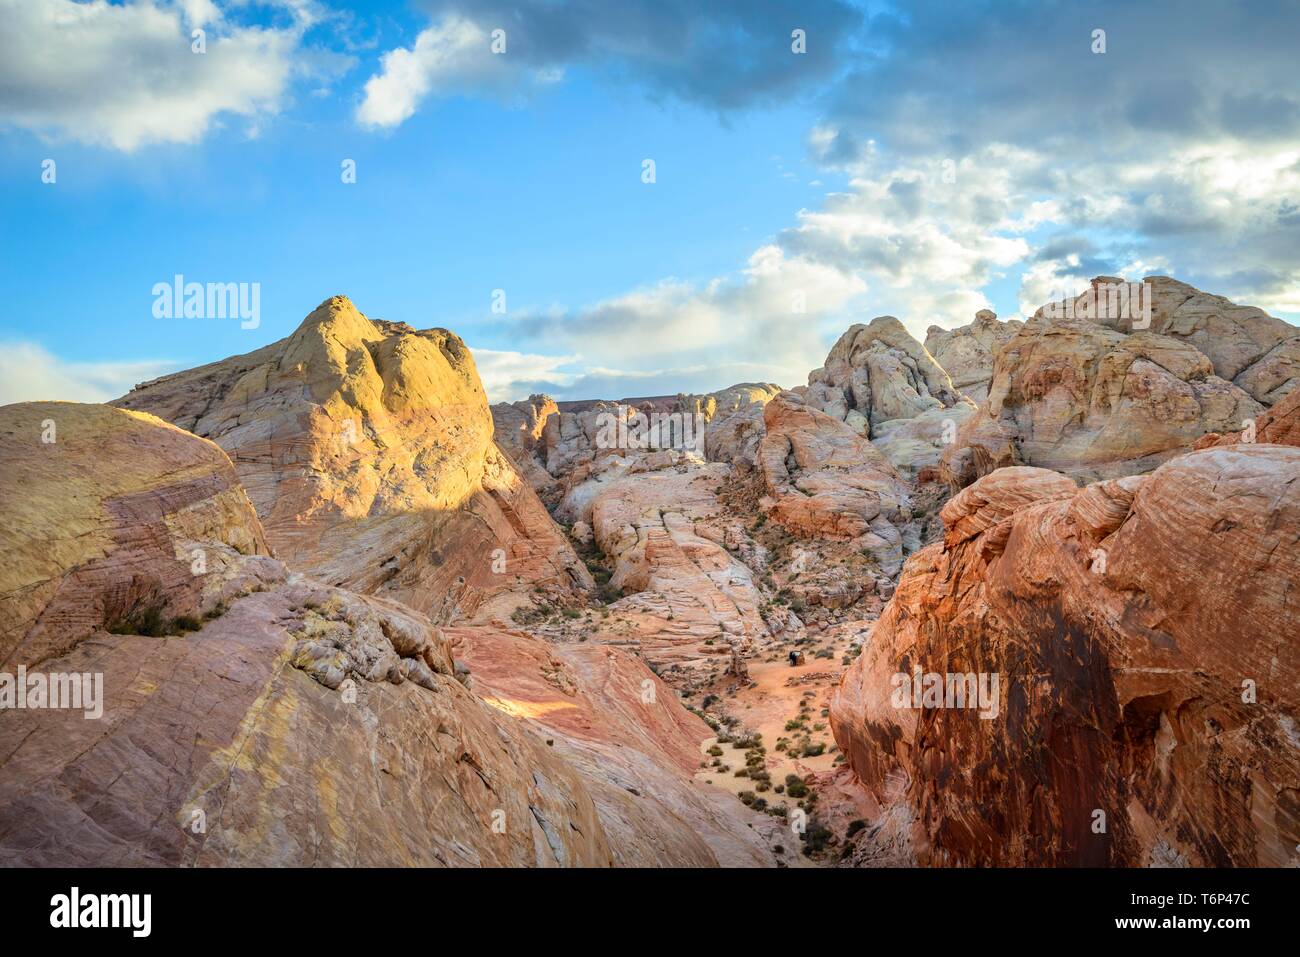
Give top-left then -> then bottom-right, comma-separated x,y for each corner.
940,284 -> 1268,488
806,316 -> 964,435
492,383 -> 782,492
586,461 -> 769,668
758,392 -> 916,575
925,308 -> 1023,404
804,317 -> 976,478
831,447 -> 1300,866
491,393 -> 561,497
1081,276 -> 1299,405
114,296 -> 592,623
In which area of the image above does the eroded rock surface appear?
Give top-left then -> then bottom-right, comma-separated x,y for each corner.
0,403 -> 615,867
925,309 -> 1023,404
806,316 -> 964,435
940,312 -> 1263,487
0,402 -> 279,669
758,392 -> 916,575
831,448 -> 1300,867
451,626 -> 778,866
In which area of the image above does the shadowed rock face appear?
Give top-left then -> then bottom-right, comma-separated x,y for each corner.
114,296 -> 592,623
1196,386 -> 1300,450
831,448 -> 1300,867
1079,276 -> 1300,405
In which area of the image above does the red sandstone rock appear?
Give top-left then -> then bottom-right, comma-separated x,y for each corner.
831,447 -> 1300,866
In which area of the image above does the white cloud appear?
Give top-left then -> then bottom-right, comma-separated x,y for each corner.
0,341 -> 181,405
0,0 -> 311,150
471,347 -> 578,402
356,15 -> 558,129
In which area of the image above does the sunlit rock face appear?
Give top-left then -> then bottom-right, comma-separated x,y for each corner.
831,448 -> 1300,867
0,401 -> 279,670
114,295 -> 592,623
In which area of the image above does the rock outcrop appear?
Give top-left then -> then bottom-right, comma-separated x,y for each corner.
939,310 -> 1264,487
1196,387 -> 1300,450
586,462 -> 769,668
0,402 -> 280,669
0,402 -> 614,867
925,309 -> 1023,404
491,393 -> 561,498
831,447 -> 1300,866
757,392 -> 916,575
806,316 -> 964,435
1079,276 -> 1299,405
450,626 -> 777,866
114,296 -> 592,622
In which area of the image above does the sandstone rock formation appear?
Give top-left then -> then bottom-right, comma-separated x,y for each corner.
831,447 -> 1300,866
806,316 -> 964,435
1077,276 -> 1299,405
492,383 -> 782,491
0,399 -> 782,868
940,310 -> 1263,487
0,402 -> 280,669
0,402 -> 613,866
491,393 -> 561,498
450,626 -> 777,866
114,296 -> 592,622
925,308 -> 1023,404
585,462 -> 769,668
757,392 -> 916,575
678,382 -> 782,466
1196,386 -> 1300,449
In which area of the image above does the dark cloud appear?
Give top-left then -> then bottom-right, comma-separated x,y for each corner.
417,0 -> 864,110
824,0 -> 1300,159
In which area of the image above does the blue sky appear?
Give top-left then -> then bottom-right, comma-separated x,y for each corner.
2,0 -> 1297,403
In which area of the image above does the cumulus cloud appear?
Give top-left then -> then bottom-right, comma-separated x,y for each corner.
492,243 -> 866,394
0,341 -> 181,405
0,0 -> 336,150
471,347 -> 579,402
357,0 -> 862,129
811,0 -> 1300,319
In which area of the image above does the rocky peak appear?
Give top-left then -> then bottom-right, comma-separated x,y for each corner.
114,296 -> 591,622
